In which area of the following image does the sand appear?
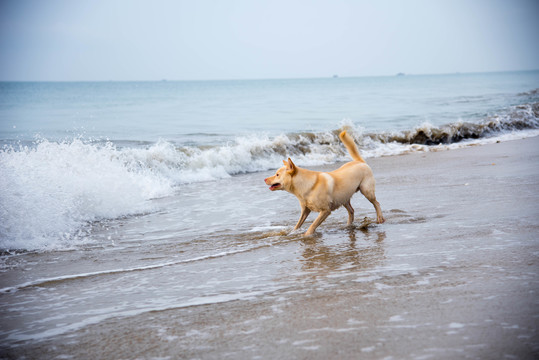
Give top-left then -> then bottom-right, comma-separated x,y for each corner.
2,136 -> 539,359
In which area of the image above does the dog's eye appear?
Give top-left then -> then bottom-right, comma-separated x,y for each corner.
276,173 -> 280,177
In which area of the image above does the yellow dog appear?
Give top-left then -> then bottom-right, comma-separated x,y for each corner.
264,131 -> 384,236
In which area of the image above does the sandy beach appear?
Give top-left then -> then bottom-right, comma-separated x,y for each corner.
2,1 -> 539,358
2,136 -> 539,360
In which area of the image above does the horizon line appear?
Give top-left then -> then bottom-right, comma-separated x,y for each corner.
1,68 -> 538,83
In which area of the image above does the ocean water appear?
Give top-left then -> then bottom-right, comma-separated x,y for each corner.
1,71 -> 539,355
1,71 -> 538,250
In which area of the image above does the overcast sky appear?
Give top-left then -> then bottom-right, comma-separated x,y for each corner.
1,0 -> 538,81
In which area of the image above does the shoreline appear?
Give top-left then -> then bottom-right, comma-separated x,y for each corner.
2,136 -> 539,359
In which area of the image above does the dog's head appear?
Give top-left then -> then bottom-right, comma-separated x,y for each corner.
264,158 -> 297,192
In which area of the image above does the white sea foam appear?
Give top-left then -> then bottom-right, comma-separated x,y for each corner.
0,139 -> 173,250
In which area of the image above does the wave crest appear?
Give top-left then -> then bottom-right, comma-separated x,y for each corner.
0,139 -> 174,250
378,103 -> 539,145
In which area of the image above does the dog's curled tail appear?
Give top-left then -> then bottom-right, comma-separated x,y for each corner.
339,130 -> 366,163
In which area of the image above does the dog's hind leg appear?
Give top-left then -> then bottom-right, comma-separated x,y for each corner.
359,179 -> 385,224
294,205 -> 311,230
344,201 -> 354,225
304,210 -> 331,236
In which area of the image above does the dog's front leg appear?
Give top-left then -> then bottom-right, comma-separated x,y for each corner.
294,206 -> 311,230
304,210 -> 331,236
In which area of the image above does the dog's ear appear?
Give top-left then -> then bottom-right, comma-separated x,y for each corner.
286,158 -> 297,175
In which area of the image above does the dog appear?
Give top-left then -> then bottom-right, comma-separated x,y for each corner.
264,130 -> 384,236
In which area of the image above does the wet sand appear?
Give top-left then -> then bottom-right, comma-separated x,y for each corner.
2,136 -> 539,359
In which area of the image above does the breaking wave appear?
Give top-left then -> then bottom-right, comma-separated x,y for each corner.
374,102 -> 539,145
0,139 -> 174,250
0,102 -> 537,250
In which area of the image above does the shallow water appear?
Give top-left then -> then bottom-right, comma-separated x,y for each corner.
1,138 -> 538,358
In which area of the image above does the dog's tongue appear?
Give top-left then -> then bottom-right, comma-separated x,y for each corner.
270,183 -> 280,190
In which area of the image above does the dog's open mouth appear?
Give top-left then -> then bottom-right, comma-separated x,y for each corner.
269,183 -> 281,191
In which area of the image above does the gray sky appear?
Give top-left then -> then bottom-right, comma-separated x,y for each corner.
1,0 -> 538,81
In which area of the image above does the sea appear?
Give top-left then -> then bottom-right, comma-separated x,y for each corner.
1,71 -> 539,355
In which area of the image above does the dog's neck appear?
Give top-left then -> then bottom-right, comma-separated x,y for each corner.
288,167 -> 318,199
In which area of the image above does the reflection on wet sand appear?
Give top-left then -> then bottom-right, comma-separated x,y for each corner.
295,208 -> 426,277
299,220 -> 386,276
